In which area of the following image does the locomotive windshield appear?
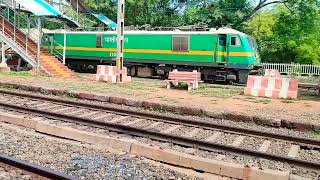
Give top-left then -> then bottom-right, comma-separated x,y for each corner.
248,36 -> 258,51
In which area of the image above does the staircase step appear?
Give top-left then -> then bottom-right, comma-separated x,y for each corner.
42,63 -> 73,74
1,14 -> 75,78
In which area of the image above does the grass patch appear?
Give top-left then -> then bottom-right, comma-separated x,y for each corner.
298,90 -> 320,101
0,73 -> 166,97
255,98 -> 272,104
295,76 -> 320,84
192,84 -> 243,98
247,98 -> 271,104
237,96 -> 272,104
281,99 -> 295,104
53,77 -> 165,96
309,129 -> 320,138
0,71 -> 33,77
157,96 -> 179,103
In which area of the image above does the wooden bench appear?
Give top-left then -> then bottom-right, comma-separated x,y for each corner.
166,70 -> 203,91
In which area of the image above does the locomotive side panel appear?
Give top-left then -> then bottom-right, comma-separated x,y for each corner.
44,31 -> 260,83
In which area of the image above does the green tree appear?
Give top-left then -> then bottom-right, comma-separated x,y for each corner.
84,0 -> 186,27
246,1 -> 320,64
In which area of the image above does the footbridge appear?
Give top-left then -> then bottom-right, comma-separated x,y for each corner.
0,0 -> 75,77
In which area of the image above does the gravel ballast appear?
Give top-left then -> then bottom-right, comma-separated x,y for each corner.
0,167 -> 32,180
0,123 -> 202,180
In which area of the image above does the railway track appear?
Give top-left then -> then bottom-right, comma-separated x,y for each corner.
0,155 -> 75,180
299,83 -> 320,94
0,90 -> 319,171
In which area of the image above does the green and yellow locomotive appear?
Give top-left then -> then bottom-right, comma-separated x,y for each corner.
45,28 -> 261,84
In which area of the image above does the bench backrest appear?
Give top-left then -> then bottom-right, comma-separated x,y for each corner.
168,69 -> 201,81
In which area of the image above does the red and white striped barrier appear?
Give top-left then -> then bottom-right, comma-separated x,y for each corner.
264,69 -> 281,77
244,75 -> 298,99
97,65 -> 117,76
96,65 -> 131,83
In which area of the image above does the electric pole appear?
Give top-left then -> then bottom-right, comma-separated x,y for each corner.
116,0 -> 125,83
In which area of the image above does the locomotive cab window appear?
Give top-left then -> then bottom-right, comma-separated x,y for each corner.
172,36 -> 189,51
96,34 -> 103,48
219,35 -> 227,46
231,36 -> 241,46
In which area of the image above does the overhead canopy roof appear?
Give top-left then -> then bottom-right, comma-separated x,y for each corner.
65,0 -> 118,29
92,13 -> 117,30
15,0 -> 62,17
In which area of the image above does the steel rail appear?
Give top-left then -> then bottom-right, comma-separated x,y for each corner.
0,101 -> 319,170
0,155 -> 76,180
0,89 -> 319,148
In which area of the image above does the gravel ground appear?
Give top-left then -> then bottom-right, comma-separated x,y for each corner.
150,123 -> 173,133
193,130 -> 216,140
299,149 -> 320,163
0,167 -> 32,180
116,117 -> 139,125
50,106 -> 76,113
170,127 -> 194,136
215,133 -> 238,145
87,112 -> 109,119
130,120 -> 154,128
267,141 -> 291,156
240,137 -> 265,151
45,106 -> 65,111
70,110 -> 95,117
0,123 -> 201,180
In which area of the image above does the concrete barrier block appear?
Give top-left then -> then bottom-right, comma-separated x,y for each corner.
0,113 -> 37,129
130,143 -> 180,164
35,122 -> 133,153
251,168 -> 290,180
219,161 -> 248,179
244,76 -> 298,99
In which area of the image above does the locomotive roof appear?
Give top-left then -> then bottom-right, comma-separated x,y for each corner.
45,28 -> 247,36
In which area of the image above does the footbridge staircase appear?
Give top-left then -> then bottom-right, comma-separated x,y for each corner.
0,0 -> 75,78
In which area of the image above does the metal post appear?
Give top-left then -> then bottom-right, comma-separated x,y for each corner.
50,38 -> 53,54
76,0 -> 79,23
2,16 -> 4,34
59,0 -> 62,11
1,41 -> 5,63
63,28 -> 66,65
13,0 -> 16,42
116,0 -> 125,83
7,3 -> 9,19
17,4 -> 20,28
0,40 -> 8,68
37,17 -> 42,70
26,15 -> 30,54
